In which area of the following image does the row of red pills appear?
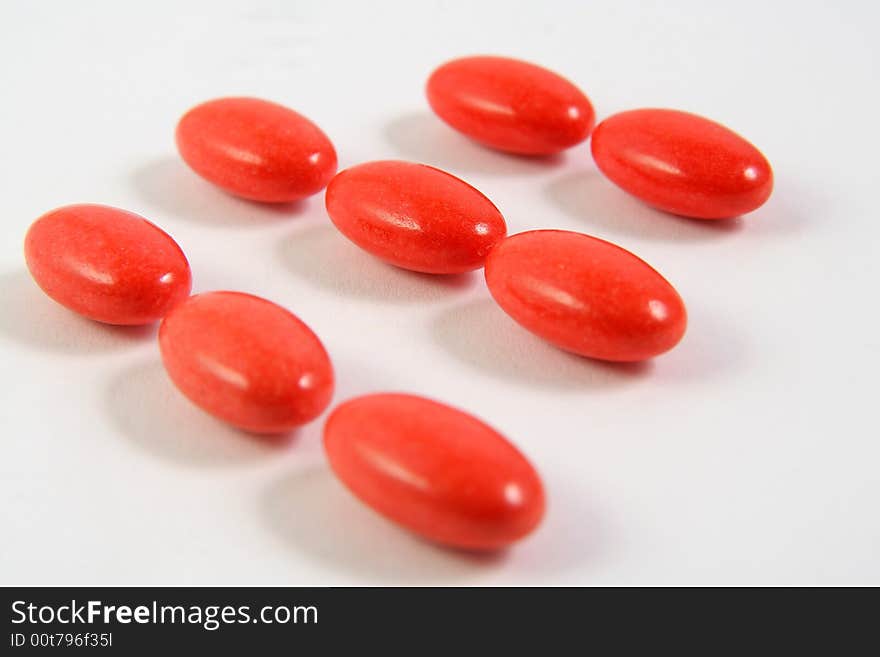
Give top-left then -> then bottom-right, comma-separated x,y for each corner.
23,55 -> 772,552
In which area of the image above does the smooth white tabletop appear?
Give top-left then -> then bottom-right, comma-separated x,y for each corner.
2,0 -> 877,585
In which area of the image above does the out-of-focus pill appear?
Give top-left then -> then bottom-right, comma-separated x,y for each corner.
325,160 -> 506,274
324,393 -> 545,550
24,204 -> 191,325
175,97 -> 337,203
159,291 -> 333,434
590,108 -> 773,219
426,55 -> 594,155
485,230 -> 687,362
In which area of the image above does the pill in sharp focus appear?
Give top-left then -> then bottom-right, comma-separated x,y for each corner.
426,55 -> 595,155
485,229 -> 687,362
24,204 -> 192,325
175,96 -> 337,203
158,291 -> 334,434
324,392 -> 545,550
590,108 -> 773,219
325,159 -> 507,274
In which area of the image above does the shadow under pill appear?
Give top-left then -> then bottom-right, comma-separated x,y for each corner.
741,177 -> 815,238
276,224 -> 476,304
262,466 -> 601,583
261,468 -> 509,583
105,358 -> 294,467
431,298 -> 654,390
511,471 -> 607,579
130,157 -> 309,228
0,269 -> 156,354
384,111 -> 566,177
651,301 -> 751,384
544,170 -> 748,243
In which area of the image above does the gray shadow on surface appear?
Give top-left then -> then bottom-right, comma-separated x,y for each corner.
261,466 -> 602,583
512,472 -> 607,579
545,170 -> 748,242
105,358 -> 295,467
277,224 -> 476,303
0,269 -> 156,354
742,177 -> 813,238
264,468 -> 505,583
431,297 -> 654,389
385,111 -> 566,176
131,157 -> 309,228
652,301 -> 751,383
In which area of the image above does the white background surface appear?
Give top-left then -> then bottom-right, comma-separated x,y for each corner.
1,0 -> 878,586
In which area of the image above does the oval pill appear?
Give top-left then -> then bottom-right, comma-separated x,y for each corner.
325,160 -> 506,274
426,55 -> 595,155
175,97 -> 337,203
159,291 -> 334,434
485,230 -> 687,362
324,393 -> 545,550
590,108 -> 773,219
24,204 -> 192,325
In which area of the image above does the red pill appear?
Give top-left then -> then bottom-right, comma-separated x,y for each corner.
325,160 -> 506,274
485,230 -> 686,362
175,97 -> 337,203
324,393 -> 545,550
159,291 -> 333,434
591,109 -> 773,219
24,204 -> 191,325
426,55 -> 595,155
